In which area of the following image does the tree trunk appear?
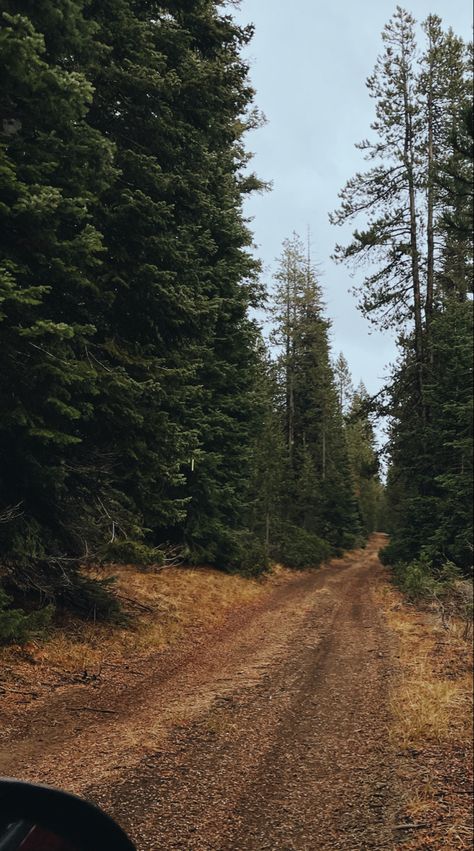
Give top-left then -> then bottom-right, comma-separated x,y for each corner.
426,39 -> 435,325
265,509 -> 270,550
322,423 -> 326,482
285,262 -> 294,466
403,72 -> 426,418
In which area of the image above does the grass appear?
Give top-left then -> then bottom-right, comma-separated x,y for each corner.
1,562 -> 280,678
374,578 -> 473,748
373,566 -> 473,849
393,658 -> 471,748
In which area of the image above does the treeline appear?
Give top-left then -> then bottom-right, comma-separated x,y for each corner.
332,9 -> 473,583
0,1 -> 380,635
259,234 -> 382,567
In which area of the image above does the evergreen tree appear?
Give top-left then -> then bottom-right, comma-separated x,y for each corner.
419,15 -> 469,323
247,350 -> 288,558
333,8 -> 473,576
80,2 -> 265,569
334,352 -> 354,414
331,8 -> 470,412
384,301 -> 473,574
425,302 -> 473,570
438,103 -> 474,299
270,235 -> 361,555
330,7 -> 424,335
346,383 -> 384,536
0,0 -> 269,628
0,3 -> 117,597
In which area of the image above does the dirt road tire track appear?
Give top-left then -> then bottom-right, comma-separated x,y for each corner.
86,538 -> 398,850
1,538 -> 398,848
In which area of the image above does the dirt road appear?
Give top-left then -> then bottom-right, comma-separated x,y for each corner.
4,537 -> 398,849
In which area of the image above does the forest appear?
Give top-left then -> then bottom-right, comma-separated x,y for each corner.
0,2 -> 472,641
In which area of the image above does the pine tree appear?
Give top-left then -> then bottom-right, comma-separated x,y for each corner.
332,9 -> 472,575
331,8 -> 470,412
0,1 -> 268,627
438,103 -> 474,299
334,352 -> 354,414
346,384 -> 383,536
80,0 -> 202,546
247,350 -> 288,558
270,235 -> 360,555
82,1 -> 264,567
425,302 -> 473,571
0,3 -> 117,593
330,8 -> 424,336
419,15 -> 468,322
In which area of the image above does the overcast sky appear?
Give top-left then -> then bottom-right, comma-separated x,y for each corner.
232,0 -> 473,395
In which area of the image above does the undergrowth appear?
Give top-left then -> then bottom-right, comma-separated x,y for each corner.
3,562 -> 272,673
274,523 -> 332,568
392,554 -> 463,600
0,585 -> 53,645
374,559 -> 473,749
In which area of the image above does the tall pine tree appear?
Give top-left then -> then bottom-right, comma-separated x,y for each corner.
270,234 -> 360,558
0,2 -> 119,609
332,8 -> 473,576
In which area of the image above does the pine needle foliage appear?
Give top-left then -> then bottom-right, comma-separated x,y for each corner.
332,8 -> 473,579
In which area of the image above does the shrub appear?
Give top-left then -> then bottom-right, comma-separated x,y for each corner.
231,532 -> 270,577
3,560 -> 124,624
215,530 -> 269,577
0,585 -> 53,645
188,526 -> 269,577
394,558 -> 439,600
58,574 -> 125,622
275,523 -> 332,569
379,540 -> 405,566
100,539 -> 164,567
393,554 -> 463,601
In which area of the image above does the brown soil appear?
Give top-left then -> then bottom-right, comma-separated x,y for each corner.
1,535 -> 401,849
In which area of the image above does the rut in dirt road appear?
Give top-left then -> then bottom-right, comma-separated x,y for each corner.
91,538 -> 397,851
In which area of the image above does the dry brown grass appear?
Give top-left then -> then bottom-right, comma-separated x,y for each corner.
373,570 -> 473,849
1,563 -> 281,678
394,660 -> 471,748
373,577 -> 473,749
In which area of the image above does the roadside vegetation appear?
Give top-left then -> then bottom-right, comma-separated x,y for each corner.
0,558 -> 293,711
374,551 -> 473,849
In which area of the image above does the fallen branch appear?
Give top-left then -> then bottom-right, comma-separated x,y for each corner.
67,706 -> 118,715
0,503 -> 23,524
0,687 -> 40,696
101,662 -> 143,676
116,593 -> 156,613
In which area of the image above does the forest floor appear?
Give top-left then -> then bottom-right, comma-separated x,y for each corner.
1,535 -> 472,850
